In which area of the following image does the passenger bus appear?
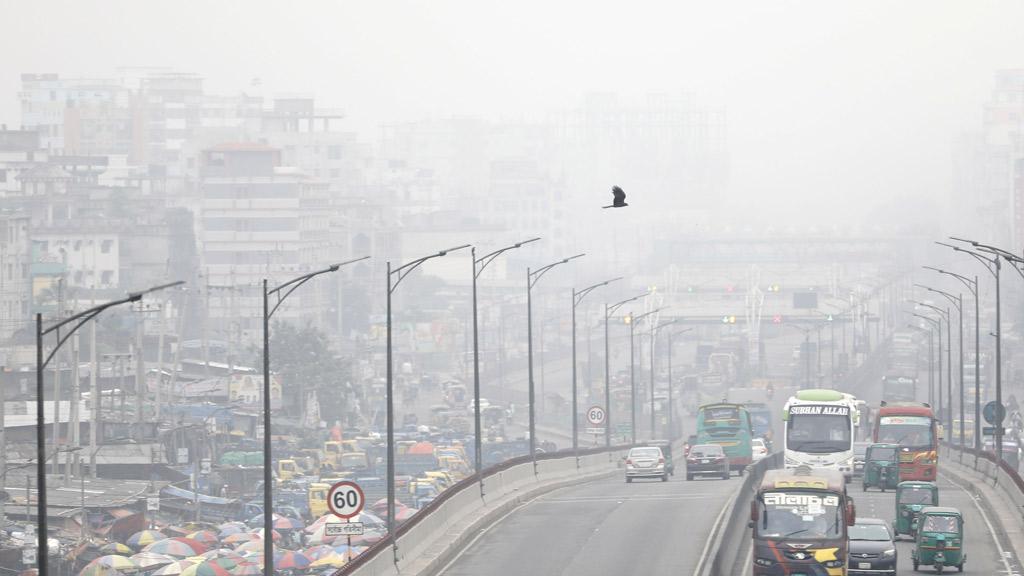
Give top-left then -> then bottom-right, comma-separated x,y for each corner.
751,467 -> 855,576
695,402 -> 753,476
783,389 -> 857,478
881,375 -> 917,403
744,402 -> 775,445
873,401 -> 938,481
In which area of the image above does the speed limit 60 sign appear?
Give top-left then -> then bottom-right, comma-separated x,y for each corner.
587,405 -> 606,426
327,481 -> 365,519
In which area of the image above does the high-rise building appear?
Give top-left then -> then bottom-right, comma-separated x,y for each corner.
0,211 -> 31,343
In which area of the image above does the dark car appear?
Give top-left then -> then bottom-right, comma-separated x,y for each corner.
848,517 -> 897,575
853,441 -> 870,477
685,444 -> 729,481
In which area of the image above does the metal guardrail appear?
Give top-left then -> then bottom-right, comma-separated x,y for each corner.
334,443 -> 636,575
942,440 -> 1024,494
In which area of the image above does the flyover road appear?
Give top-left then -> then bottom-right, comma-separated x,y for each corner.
436,469 -> 741,576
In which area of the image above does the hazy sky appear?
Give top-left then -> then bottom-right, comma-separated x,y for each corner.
3,1 -> 1023,221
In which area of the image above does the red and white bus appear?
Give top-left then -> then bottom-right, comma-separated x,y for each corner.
873,401 -> 938,481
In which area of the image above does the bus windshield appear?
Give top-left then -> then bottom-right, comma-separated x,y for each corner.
756,491 -> 843,539
877,416 -> 933,449
787,414 -> 851,453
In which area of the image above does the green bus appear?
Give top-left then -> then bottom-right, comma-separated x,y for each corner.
696,402 -> 754,476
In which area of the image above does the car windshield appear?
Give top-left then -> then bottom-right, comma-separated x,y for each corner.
849,523 -> 891,541
756,491 -> 843,539
921,515 -> 959,533
630,448 -> 661,459
869,446 -> 897,460
877,416 -> 933,449
787,413 -> 851,453
898,487 -> 935,504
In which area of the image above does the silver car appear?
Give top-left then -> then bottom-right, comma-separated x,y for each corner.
625,446 -> 668,482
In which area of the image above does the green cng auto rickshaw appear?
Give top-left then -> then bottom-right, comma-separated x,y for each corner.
912,506 -> 965,573
862,443 -> 900,492
894,481 -> 939,538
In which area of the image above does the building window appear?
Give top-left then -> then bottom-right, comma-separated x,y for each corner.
101,239 -> 113,254
0,169 -> 6,183
101,270 -> 114,285
328,146 -> 342,160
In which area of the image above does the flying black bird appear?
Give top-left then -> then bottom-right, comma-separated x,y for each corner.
603,185 -> 628,209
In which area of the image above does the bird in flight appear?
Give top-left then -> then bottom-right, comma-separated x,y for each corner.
603,186 -> 628,209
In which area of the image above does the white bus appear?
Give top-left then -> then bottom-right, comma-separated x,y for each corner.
783,389 -> 858,478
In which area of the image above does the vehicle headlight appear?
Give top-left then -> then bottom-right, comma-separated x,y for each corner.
901,510 -> 910,517
754,558 -> 774,567
785,457 -> 798,465
882,548 -> 896,557
823,559 -> 844,568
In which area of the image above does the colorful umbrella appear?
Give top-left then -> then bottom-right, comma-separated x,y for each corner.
185,531 -> 219,547
331,545 -> 366,557
130,552 -> 175,569
151,560 -> 199,576
100,543 -> 134,555
87,555 -> 139,572
128,531 -> 168,549
222,533 -> 258,545
168,538 -> 208,555
234,542 -> 263,554
78,566 -> 126,576
229,563 -> 261,576
216,525 -> 245,539
271,551 -> 311,571
309,553 -> 347,568
302,545 -> 336,561
142,540 -> 201,558
253,529 -> 281,542
179,562 -> 232,576
246,513 -> 303,531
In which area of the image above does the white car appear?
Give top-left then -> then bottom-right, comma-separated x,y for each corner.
751,438 -> 768,462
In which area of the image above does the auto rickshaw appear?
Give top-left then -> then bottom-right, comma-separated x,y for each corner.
912,506 -> 965,573
894,480 -> 939,538
862,442 -> 900,492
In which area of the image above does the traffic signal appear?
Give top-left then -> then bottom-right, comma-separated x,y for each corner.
721,315 -> 736,324
772,315 -> 783,324
767,284 -> 781,292
725,284 -> 735,293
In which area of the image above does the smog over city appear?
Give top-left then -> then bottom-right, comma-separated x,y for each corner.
2,3 -> 1024,576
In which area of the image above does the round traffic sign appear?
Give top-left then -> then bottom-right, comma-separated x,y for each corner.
327,481 -> 365,519
587,405 -> 606,426
983,401 -> 1006,425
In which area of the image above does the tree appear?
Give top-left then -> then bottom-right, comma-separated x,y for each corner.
260,321 -> 351,425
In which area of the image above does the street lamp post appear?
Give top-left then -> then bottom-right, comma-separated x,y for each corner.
472,238 -> 539,495
36,281 -> 183,576
604,292 -> 648,447
262,257 -> 367,575
916,285 -> 963,449
388,247 -> 467,552
913,300 -> 951,433
650,318 -> 680,439
572,278 -> 621,461
667,328 -> 694,440
912,312 -> 942,407
627,308 -> 664,443
942,239 -> 1004,470
924,266 -> 980,464
527,254 -> 584,472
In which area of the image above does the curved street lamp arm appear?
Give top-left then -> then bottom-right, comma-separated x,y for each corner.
940,241 -> 998,278
911,300 -> 949,321
392,246 -> 470,292
574,277 -> 622,308
608,291 -> 649,317
476,238 -> 541,278
529,253 -> 585,289
630,307 -> 666,325
671,327 -> 695,338
911,312 -> 941,329
923,266 -> 977,296
915,285 -> 962,313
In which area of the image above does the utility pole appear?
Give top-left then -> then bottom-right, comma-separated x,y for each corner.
135,307 -> 145,425
89,322 -> 98,478
155,300 -> 167,421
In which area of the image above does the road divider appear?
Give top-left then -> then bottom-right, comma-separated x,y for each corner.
696,453 -> 782,576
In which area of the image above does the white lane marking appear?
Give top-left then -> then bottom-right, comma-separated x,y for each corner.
941,472 -> 1015,574
692,489 -> 734,576
742,540 -> 753,574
